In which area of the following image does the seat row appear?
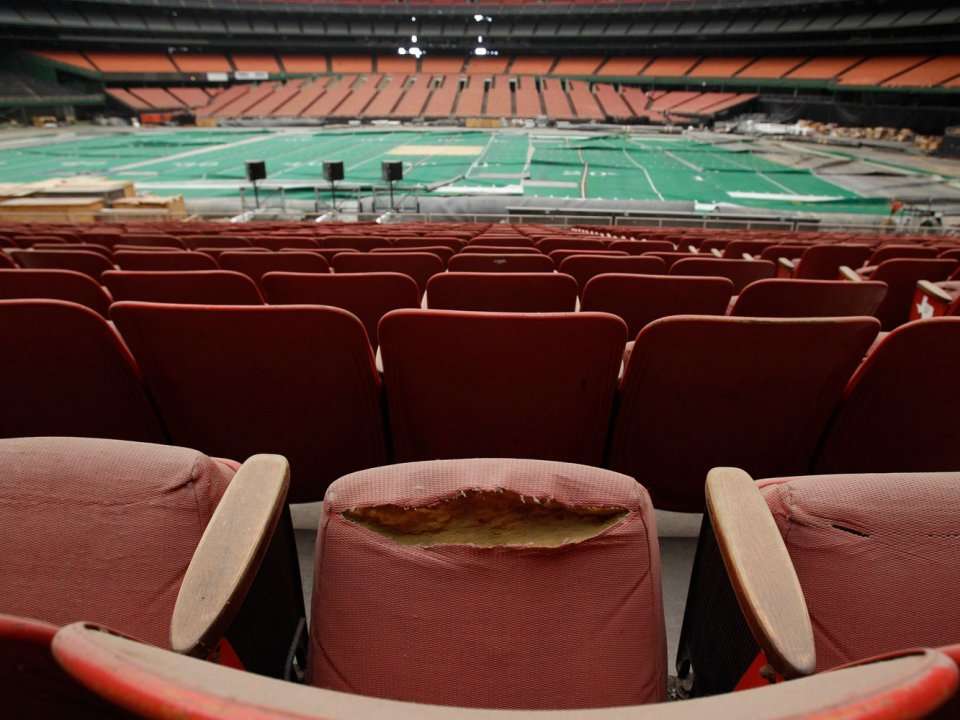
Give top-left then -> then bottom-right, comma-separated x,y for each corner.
1,437 -> 958,717
3,298 -> 958,509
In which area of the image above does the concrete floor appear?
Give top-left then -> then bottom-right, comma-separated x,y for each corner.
294,509 -> 700,673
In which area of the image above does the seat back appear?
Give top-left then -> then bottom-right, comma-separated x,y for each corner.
608,316 -> 879,511
10,250 -> 114,280
870,259 -> 958,329
111,303 -> 386,502
466,236 -> 535,248
219,252 -> 330,287
868,245 -> 939,265
608,239 -> 675,254
331,252 -> 443,295
641,251 -> 701,269
814,317 -> 960,474
379,310 -> 626,464
722,240 -> 777,259
102,270 -> 264,305
114,251 -> 218,272
0,269 -> 111,317
581,274 -> 734,337
456,245 -> 543,255
31,243 -> 112,260
426,272 -> 578,312
448,253 -> 555,273
372,246 -> 454,265
760,243 -> 809,262
731,279 -> 888,318
261,271 -> 419,347
760,471 -> 960,671
535,238 -> 607,254
670,258 -> 776,293
0,300 -> 165,442
795,244 -> 872,279
0,437 -> 232,647
558,255 -> 667,295
311,459 -> 665,708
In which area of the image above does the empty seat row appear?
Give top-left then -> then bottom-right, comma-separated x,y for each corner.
3,298 -> 959,511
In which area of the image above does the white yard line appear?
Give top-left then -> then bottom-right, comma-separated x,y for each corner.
111,132 -> 283,172
621,148 -> 664,201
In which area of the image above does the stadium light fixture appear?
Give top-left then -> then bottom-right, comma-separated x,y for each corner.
397,48 -> 407,55
474,47 -> 488,56
478,35 -> 484,43
411,34 -> 418,43
474,14 -> 484,22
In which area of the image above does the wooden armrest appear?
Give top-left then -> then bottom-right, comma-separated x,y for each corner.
918,280 -> 954,303
705,467 -> 816,679
742,253 -> 755,261
838,265 -> 862,282
688,244 -> 699,253
711,248 -> 723,258
778,257 -> 795,270
171,454 -> 290,657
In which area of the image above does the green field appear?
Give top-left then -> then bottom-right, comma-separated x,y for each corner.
0,128 -> 890,214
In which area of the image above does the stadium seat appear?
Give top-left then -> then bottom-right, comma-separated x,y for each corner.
467,236 -> 535,248
867,244 -> 939,265
261,271 -> 420,348
842,259 -> 959,329
219,251 -> 330,287
317,236 -> 390,252
607,316 -> 879,512
720,240 -> 778,259
31,243 -> 113,260
379,310 -> 626,464
679,467 -> 960,697
640,251 -> 701,269
448,253 -> 555,273
549,249 -> 628,265
102,270 -> 264,305
0,269 -> 112,317
670,258 -> 777,293
111,303 -> 387,502
248,237 -> 320,251
912,280 -> 960,319
608,239 -> 675,254
180,235 -> 252,250
114,250 -> 218,272
0,437 -> 298,684
9,250 -> 114,280
813,317 -> 960,474
535,238 -> 608,254
781,244 -> 872,279
458,245 -> 545,255
581,274 -> 735,337
195,246 -> 272,261
372,245 -> 455,266
730,279 -> 888,318
760,243 -> 810,263
426,272 -> 578,312
288,247 -> 361,263
0,253 -> 13,268
0,300 -> 165,442
558,255 -> 668,295
103,234 -> 184,250
331,252 -> 443,295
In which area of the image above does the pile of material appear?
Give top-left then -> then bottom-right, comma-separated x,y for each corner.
798,120 -> 943,153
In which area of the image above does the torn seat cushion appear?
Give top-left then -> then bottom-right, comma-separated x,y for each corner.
311,458 -> 665,709
760,473 -> 960,672
0,436 -> 234,648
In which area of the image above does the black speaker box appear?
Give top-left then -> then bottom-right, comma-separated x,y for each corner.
246,160 -> 267,182
323,161 -> 344,182
382,161 -> 403,182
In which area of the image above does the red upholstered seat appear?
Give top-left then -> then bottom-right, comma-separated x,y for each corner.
759,471 -> 960,671
760,243 -> 810,262
721,240 -> 777,259
608,239 -> 675,254
791,244 -> 872,279
331,252 -> 443,295
111,303 -> 386,502
114,251 -> 218,272
179,235 -> 251,250
558,255 -> 667,295
218,251 -> 330,288
865,259 -> 958,329
0,300 -> 165,442
535,238 -> 607,254
10,250 -> 114,280
371,245 -> 455,266
868,244 -> 939,265
608,316 -> 879,511
448,253 -> 555,273
0,437 -> 231,648
379,310 -> 626,464
581,274 -> 734,337
261,271 -> 419,348
466,236 -> 535,248
731,279 -> 888,318
0,269 -> 112,317
102,270 -> 264,305
640,251 -> 701,269
457,245 -> 543,255
426,272 -> 578,312
311,459 -> 666,708
0,253 -> 14,268
814,317 -> 960,474
669,257 -> 777,293
548,249 -> 628,265
31,243 -> 113,260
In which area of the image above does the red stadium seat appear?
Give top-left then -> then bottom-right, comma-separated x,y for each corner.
458,245 -> 544,255
581,274 -> 734,337
0,300 -> 165,442
10,250 -> 114,280
102,270 -> 264,305
608,239 -> 675,254
426,272 -> 578,312
331,252 -> 443,295
558,255 -> 667,295
31,243 -> 113,260
0,269 -> 112,317
760,243 -> 810,263
845,259 -> 958,329
670,257 -> 777,293
102,234 -> 184,250
379,310 -> 626,464
867,244 -> 939,265
111,303 -> 387,502
448,253 -> 555,273
548,249 -> 628,265
466,236 -> 535,248
535,238 -> 608,254
607,316 -> 879,511
372,245 -> 455,265
248,236 -> 320,251
195,247 -> 271,260
218,251 -> 330,287
730,279 -> 888,318
179,235 -> 252,250
721,240 -> 778,259
261,271 -> 419,348
0,253 -> 14,269
814,317 -> 960,474
912,280 -> 960,319
783,244 -> 872,279
640,251 -> 701,269
114,251 -> 218,272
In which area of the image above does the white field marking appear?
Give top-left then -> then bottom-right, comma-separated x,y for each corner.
388,144 -> 485,156
714,150 -> 800,195
577,147 -> 588,200
726,191 -> 844,202
111,132 -> 285,172
665,150 -> 703,173
620,147 -> 664,201
464,132 -> 498,179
